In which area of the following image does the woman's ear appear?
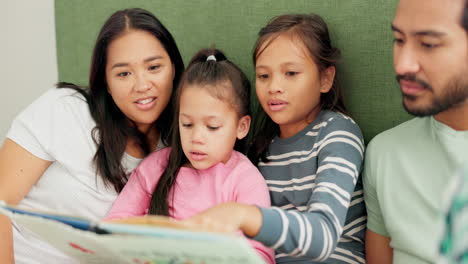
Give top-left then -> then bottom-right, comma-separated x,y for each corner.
236,115 -> 251,140
320,66 -> 336,93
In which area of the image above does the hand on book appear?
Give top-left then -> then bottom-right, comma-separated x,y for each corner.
182,202 -> 263,237
0,201 -> 267,263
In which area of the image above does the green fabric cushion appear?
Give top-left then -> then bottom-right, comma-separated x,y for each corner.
55,0 -> 411,143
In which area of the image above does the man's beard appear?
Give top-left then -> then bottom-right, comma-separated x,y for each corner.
396,73 -> 468,117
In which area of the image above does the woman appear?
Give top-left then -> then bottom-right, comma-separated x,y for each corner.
0,8 -> 184,263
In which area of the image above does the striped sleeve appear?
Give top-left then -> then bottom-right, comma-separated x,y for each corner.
254,115 -> 365,261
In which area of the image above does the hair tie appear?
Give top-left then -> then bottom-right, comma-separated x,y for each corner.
206,55 -> 217,62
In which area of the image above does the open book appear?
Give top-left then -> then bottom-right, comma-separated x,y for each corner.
0,202 -> 265,264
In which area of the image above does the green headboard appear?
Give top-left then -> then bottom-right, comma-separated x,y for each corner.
55,0 -> 410,143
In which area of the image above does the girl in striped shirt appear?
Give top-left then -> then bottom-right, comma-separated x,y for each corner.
185,14 -> 366,264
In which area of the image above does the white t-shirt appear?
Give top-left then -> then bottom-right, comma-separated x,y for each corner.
7,88 -> 159,263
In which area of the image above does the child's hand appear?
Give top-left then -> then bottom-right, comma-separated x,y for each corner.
182,202 -> 263,237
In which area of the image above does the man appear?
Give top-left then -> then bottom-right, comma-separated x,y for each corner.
363,0 -> 468,263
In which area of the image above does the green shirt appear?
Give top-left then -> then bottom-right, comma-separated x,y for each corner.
439,165 -> 468,264
363,117 -> 468,264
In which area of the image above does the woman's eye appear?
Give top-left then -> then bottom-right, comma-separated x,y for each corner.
182,123 -> 192,128
207,126 -> 219,130
149,65 -> 161,71
117,72 -> 130,77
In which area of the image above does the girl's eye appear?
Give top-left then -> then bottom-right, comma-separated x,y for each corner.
207,126 -> 219,130
117,72 -> 130,77
149,65 -> 161,71
182,123 -> 192,128
286,71 -> 299,76
393,38 -> 404,46
257,74 -> 269,80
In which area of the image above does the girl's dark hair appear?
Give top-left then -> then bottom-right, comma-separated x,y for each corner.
57,8 -> 184,193
463,0 -> 468,31
248,13 -> 346,164
149,48 -> 251,216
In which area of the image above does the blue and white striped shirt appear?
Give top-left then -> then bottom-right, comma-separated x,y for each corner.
253,110 -> 366,264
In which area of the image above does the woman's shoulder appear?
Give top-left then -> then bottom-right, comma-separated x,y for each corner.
43,87 -> 88,106
23,87 -> 89,117
10,87 -> 93,135
34,87 -> 84,101
7,88 -> 93,163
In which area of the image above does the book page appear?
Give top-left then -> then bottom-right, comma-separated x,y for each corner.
0,204 -> 266,264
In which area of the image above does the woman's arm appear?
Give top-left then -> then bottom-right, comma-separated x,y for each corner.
0,139 -> 52,264
0,215 -> 14,264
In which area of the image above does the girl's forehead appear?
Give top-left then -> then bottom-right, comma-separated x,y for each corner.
180,83 -> 240,113
256,34 -> 316,68
258,33 -> 314,61
181,82 -> 232,99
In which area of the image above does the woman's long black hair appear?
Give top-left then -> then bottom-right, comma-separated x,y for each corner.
148,48 -> 251,216
58,8 -> 184,193
247,14 -> 346,164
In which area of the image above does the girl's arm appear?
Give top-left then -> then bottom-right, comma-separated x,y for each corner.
105,167 -> 152,220
186,117 -> 365,261
0,139 -> 52,264
185,157 -> 274,263
183,202 -> 261,236
232,166 -> 275,264
252,118 -> 365,261
105,149 -> 169,220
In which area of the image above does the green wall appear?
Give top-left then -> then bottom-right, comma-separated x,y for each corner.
55,0 -> 410,143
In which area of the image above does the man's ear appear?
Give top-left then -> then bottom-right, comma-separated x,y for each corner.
320,66 -> 336,93
236,115 -> 251,140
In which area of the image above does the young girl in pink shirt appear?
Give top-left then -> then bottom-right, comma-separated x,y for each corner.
106,48 -> 275,264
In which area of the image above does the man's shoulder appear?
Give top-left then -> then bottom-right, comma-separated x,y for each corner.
368,117 -> 430,151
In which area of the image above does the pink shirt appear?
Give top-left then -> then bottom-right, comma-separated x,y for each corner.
106,148 -> 274,263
